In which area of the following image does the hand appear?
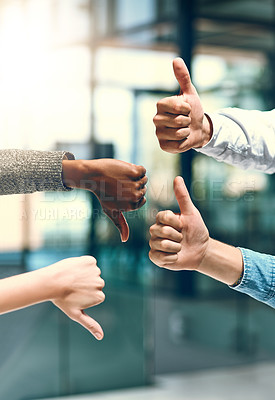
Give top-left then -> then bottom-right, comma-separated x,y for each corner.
149,176 -> 209,270
50,256 -> 105,340
62,158 -> 147,242
153,57 -> 212,153
86,159 -> 147,242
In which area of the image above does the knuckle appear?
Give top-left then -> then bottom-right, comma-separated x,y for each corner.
175,116 -> 184,127
81,255 -> 97,264
156,99 -> 165,111
153,114 -> 160,125
160,239 -> 170,251
159,140 -> 168,150
175,243 -> 182,252
99,277 -> 105,288
132,192 -> 141,202
139,165 -> 146,175
133,165 -> 145,177
163,209 -> 174,222
183,130 -> 190,139
162,225 -> 171,236
97,291 -> 105,303
175,130 -> 186,140
156,211 -> 165,223
131,165 -> 139,175
95,266 -> 101,275
173,103 -> 183,114
185,102 -> 191,113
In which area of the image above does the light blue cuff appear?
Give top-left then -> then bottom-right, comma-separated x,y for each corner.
230,247 -> 275,308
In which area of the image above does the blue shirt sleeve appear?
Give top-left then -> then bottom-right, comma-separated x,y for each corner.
230,247 -> 275,308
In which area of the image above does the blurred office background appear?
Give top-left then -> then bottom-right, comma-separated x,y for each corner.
0,0 -> 275,399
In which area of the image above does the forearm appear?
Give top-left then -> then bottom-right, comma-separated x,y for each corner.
0,149 -> 75,195
196,108 -> 275,173
62,159 -> 94,189
198,238 -> 243,286
0,267 -> 57,314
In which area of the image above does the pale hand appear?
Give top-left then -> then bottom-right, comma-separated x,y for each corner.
153,57 -> 212,153
149,176 -> 209,270
51,256 -> 105,340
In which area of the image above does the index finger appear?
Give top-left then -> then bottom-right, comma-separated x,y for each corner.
131,164 -> 146,180
156,210 -> 183,232
156,96 -> 191,116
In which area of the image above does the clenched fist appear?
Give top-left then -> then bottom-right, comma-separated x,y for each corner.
153,57 -> 212,153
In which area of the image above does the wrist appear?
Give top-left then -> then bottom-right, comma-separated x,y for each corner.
62,159 -> 97,190
197,238 -> 243,285
41,262 -> 73,301
199,113 -> 213,147
35,266 -> 63,301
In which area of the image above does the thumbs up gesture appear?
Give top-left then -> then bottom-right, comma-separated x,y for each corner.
153,58 -> 212,153
149,176 -> 209,270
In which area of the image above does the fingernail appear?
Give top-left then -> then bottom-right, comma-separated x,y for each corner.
94,332 -> 103,340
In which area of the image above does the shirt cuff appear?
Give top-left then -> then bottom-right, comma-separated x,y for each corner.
195,113 -> 226,157
230,247 -> 275,308
40,150 -> 75,192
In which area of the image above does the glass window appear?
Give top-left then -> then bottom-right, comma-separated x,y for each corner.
116,0 -> 156,30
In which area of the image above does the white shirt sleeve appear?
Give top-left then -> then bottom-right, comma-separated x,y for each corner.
195,108 -> 275,174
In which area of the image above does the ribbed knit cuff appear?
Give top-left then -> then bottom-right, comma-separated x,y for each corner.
0,149 -> 75,195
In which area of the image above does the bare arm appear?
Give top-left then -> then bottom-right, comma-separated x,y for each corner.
0,256 -> 105,340
197,238 -> 243,285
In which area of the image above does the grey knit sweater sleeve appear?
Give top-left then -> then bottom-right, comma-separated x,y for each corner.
0,149 -> 75,195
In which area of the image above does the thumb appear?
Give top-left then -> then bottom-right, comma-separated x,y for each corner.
174,176 -> 194,215
74,310 -> 104,340
173,57 -> 195,95
104,209 -> 129,242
